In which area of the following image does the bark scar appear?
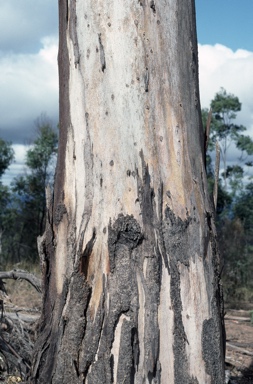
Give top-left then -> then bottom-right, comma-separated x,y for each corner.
98,34 -> 106,72
150,1 -> 156,14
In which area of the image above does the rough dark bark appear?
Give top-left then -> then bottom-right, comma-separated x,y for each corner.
30,1 -> 225,383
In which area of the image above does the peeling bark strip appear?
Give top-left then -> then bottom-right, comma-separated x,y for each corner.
68,0 -> 80,67
30,0 -> 225,383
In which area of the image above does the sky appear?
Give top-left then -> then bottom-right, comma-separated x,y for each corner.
1,0 -> 253,184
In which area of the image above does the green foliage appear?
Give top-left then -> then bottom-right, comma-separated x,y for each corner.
236,134 -> 253,158
0,116 -> 58,264
210,87 -> 245,144
26,120 -> 58,177
216,185 -> 232,216
0,183 -> 11,252
203,88 -> 253,191
0,138 -> 14,178
234,183 -> 253,233
0,183 -> 11,211
0,139 -> 14,265
223,165 -> 244,199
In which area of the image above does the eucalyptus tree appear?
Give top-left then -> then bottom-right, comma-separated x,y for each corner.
0,139 -> 14,178
2,118 -> 58,264
208,88 -> 253,189
0,139 -> 14,262
31,1 -> 225,383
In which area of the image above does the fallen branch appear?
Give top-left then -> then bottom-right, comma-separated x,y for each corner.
5,312 -> 40,324
225,316 -> 250,322
0,270 -> 41,293
227,342 -> 253,356
0,269 -> 41,381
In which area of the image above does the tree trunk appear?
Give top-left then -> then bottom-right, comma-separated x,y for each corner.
31,1 -> 225,383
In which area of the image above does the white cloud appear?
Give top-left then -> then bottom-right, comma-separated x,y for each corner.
0,36 -> 59,143
2,42 -> 253,185
198,43 -> 253,134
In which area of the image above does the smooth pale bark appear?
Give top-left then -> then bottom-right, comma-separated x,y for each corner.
31,1 -> 225,383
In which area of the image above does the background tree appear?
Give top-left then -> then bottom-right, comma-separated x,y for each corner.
218,185 -> 253,303
0,139 -> 14,265
31,1 -> 225,383
223,165 -> 244,199
1,117 -> 58,264
0,139 -> 14,179
203,88 -> 253,190
202,92 -> 253,305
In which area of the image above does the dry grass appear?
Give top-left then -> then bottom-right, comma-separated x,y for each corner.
3,262 -> 41,311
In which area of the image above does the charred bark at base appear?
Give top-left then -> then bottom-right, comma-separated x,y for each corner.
31,156 -> 224,383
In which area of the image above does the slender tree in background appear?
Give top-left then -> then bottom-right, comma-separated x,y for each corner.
0,139 -> 14,263
25,115 -> 58,234
0,139 -> 14,179
1,117 -> 58,264
203,88 -> 253,190
202,94 -> 253,305
31,1 -> 225,383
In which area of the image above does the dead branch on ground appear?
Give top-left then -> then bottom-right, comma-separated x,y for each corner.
0,270 -> 41,293
0,270 -> 41,381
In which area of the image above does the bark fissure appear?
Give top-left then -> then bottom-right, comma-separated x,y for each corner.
65,0 -> 68,22
144,68 -> 149,92
98,33 -> 106,72
80,228 -> 96,277
51,274 -> 91,383
202,214 -> 225,383
79,286 -> 105,377
170,261 -> 190,384
136,153 -> 162,382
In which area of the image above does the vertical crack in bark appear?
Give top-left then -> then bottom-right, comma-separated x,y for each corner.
80,228 -> 96,277
66,0 -> 68,22
157,183 -> 170,274
202,213 -> 225,383
144,68 -> 149,92
74,111 -> 94,265
98,33 -> 106,72
31,278 -> 70,383
51,274 -> 91,383
79,285 -> 105,377
79,215 -> 143,382
170,261 -> 190,384
135,151 -> 162,381
162,207 -> 202,383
